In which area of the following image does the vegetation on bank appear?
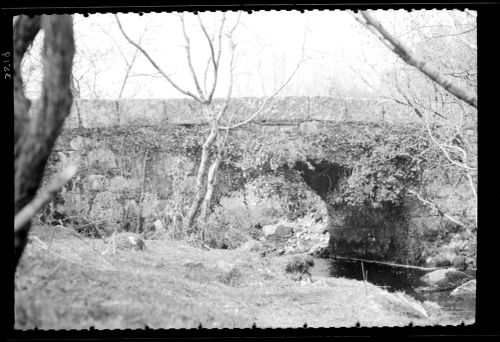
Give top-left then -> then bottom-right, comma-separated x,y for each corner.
15,225 -> 468,330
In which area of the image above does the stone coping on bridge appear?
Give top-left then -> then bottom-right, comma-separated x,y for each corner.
29,97 -> 419,129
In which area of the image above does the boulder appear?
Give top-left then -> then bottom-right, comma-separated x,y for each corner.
420,268 -> 472,291
153,219 -> 164,231
262,224 -> 293,239
238,239 -> 263,252
112,233 -> 147,251
451,279 -> 476,298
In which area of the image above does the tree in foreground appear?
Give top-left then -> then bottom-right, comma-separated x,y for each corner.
14,15 -> 75,267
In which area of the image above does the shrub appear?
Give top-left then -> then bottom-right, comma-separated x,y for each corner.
203,206 -> 251,249
217,267 -> 242,286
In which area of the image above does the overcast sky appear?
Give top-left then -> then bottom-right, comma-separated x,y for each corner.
21,9 -> 476,100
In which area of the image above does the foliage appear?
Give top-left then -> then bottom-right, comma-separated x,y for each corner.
203,206 -> 257,249
245,174 -> 324,220
334,135 -> 431,208
225,122 -> 437,209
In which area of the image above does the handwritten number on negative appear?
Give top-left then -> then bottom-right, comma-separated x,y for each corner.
2,52 -> 11,80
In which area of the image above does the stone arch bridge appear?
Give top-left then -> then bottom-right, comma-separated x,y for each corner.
48,97 -> 436,263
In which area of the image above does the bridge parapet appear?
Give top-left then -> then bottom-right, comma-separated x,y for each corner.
29,96 -> 419,129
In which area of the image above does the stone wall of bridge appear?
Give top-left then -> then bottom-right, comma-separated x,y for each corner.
30,97 -> 419,129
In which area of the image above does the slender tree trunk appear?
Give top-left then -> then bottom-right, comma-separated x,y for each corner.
199,149 -> 222,224
14,15 -> 75,267
185,110 -> 219,229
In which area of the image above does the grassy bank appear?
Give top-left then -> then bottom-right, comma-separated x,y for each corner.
14,225 -> 467,329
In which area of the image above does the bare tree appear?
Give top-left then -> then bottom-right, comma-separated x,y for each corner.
14,15 -> 76,267
115,12 -> 306,235
89,16 -> 153,99
350,10 -> 477,229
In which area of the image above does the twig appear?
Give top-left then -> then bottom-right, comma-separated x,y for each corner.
114,14 -> 204,103
29,235 -> 48,250
408,189 -> 466,227
15,164 -> 78,233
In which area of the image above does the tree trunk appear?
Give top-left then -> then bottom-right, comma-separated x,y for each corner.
14,16 -> 41,163
185,113 -> 219,229
14,15 -> 75,267
199,149 -> 222,224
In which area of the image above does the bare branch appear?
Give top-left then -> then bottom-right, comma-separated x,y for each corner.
15,164 -> 78,233
352,10 -> 477,108
216,38 -> 236,121
179,14 -> 207,103
118,27 -> 147,98
422,114 -> 476,171
197,13 -> 226,102
114,14 -> 203,103
408,189 -> 465,227
418,26 -> 476,45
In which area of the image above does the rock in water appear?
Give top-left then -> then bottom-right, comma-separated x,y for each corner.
113,233 -> 147,251
420,268 -> 471,291
451,279 -> 476,298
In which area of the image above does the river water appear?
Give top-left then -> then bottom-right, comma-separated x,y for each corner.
313,258 -> 476,323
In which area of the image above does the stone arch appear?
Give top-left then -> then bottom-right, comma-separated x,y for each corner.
290,159 -> 411,262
